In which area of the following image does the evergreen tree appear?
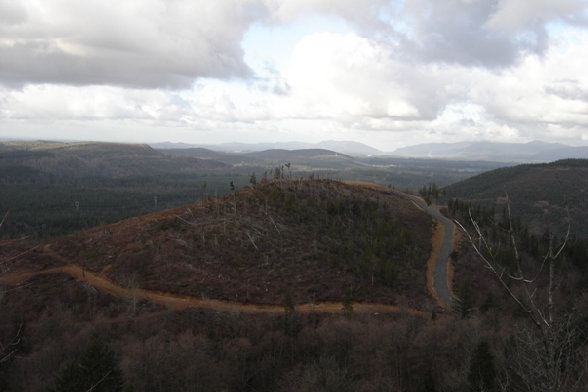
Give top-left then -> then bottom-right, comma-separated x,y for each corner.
453,280 -> 474,318
468,340 -> 497,392
49,333 -> 124,392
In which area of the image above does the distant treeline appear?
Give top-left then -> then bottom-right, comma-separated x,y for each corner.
0,168 -> 247,239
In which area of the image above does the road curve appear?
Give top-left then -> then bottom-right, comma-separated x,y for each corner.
401,194 -> 455,308
1,187 -> 454,314
0,249 -> 427,316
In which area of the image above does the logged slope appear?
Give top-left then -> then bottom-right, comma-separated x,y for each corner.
11,179 -> 433,308
444,159 -> 588,238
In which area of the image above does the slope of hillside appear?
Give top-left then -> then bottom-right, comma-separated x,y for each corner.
15,179 -> 433,308
444,159 -> 588,238
0,140 -> 228,177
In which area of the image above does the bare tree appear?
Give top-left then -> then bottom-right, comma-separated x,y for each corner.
0,210 -> 8,232
455,193 -> 568,330
454,192 -> 586,392
0,323 -> 23,365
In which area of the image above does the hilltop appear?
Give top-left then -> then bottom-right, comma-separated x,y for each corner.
2,178 -> 587,392
444,159 -> 588,238
7,179 -> 433,308
0,140 -> 227,177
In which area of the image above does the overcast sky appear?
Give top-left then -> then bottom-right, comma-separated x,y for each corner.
1,0 -> 587,150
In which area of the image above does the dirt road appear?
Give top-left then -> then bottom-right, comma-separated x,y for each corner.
0,247 -> 426,316
1,186 -> 451,316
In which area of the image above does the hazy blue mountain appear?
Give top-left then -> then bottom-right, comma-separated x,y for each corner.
392,141 -> 588,162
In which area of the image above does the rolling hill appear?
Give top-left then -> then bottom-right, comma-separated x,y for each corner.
443,159 -> 588,238
2,176 -> 587,392
0,140 -> 228,177
25,179 -> 432,308
0,139 -> 507,241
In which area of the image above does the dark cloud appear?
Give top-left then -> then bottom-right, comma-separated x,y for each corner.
396,0 -> 549,67
0,39 -> 251,89
0,0 -> 264,89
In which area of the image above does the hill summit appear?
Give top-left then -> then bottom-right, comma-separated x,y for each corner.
41,179 -> 433,307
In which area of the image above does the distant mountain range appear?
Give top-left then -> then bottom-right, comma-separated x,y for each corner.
152,140 -> 588,162
391,141 -> 588,162
151,140 -> 382,156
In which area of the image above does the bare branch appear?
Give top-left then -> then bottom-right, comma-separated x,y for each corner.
245,231 -> 258,250
455,218 -> 540,327
0,210 -> 9,231
2,243 -> 40,263
85,370 -> 112,392
0,323 -> 23,364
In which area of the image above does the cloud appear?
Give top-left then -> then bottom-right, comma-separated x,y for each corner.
390,0 -> 549,67
0,0 -> 27,25
1,0 -> 588,148
470,29 -> 588,129
263,0 -> 386,23
2,0 -> 586,90
486,0 -> 588,31
279,32 -> 468,122
0,0 -> 265,89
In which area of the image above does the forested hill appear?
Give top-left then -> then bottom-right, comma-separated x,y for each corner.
0,140 -> 507,240
0,140 -> 228,177
443,159 -> 588,238
43,179 -> 433,307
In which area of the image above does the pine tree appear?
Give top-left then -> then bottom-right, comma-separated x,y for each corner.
453,280 -> 474,318
49,333 -> 124,392
468,340 -> 497,392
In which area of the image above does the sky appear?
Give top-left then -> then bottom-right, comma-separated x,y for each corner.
1,0 -> 588,151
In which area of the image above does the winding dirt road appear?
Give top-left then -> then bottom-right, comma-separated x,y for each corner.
1,187 -> 454,315
0,246 -> 426,316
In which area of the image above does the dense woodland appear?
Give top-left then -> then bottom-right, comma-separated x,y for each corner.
444,159 -> 588,238
1,179 -> 586,391
0,168 -> 243,239
3,295 -> 568,392
1,142 -> 588,391
0,141 -> 504,240
446,196 -> 588,392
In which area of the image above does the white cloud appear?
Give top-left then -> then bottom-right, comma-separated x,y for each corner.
1,0 -> 588,148
281,32 -> 436,119
469,29 -> 588,133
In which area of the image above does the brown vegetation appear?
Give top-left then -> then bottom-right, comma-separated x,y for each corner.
25,179 -> 433,309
